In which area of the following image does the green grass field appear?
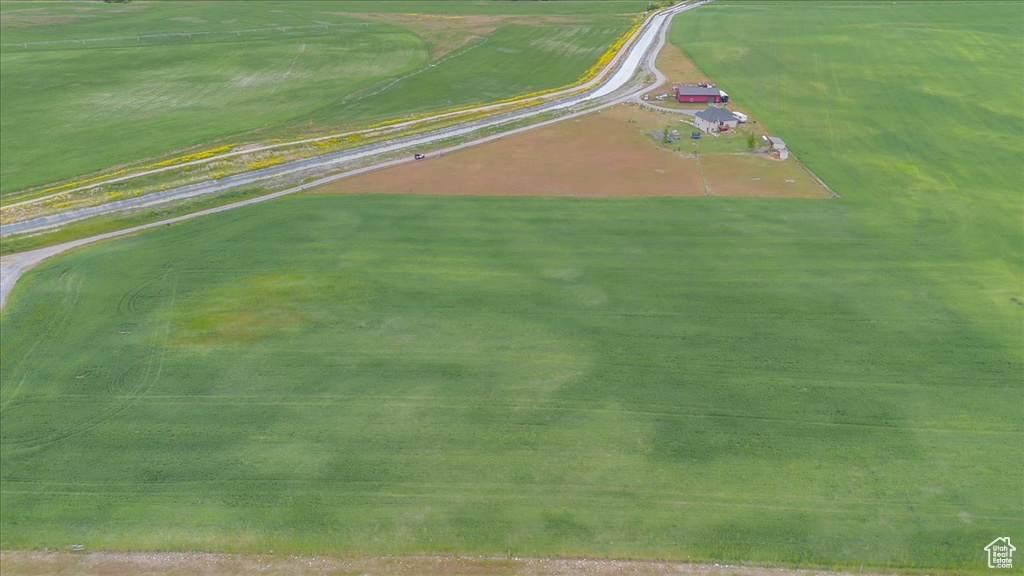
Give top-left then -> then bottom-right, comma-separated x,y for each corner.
0,1 -> 640,195
3,195 -> 1019,568
1,0 -> 1021,571
306,23 -> 631,128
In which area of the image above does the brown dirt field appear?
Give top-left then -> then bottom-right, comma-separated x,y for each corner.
699,153 -> 830,199
319,108 -> 705,197
0,551 -> 902,576
325,12 -> 601,59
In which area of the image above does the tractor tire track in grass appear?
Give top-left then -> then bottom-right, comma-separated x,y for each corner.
0,477 -> 1013,516
0,479 -> 1017,526
1,275 -> 176,451
0,260 -> 88,411
343,37 -> 489,107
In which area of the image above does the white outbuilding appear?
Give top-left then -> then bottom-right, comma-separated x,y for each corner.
763,135 -> 789,159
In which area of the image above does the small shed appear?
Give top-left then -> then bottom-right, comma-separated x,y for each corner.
764,135 -> 789,159
694,106 -> 740,133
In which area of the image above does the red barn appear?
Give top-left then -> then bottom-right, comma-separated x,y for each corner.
674,85 -> 729,104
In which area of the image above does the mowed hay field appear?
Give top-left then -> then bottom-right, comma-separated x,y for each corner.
1,1 -> 1022,572
0,1 -> 640,195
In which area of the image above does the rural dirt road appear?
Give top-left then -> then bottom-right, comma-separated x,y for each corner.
0,0 -> 708,310
635,101 -> 703,115
0,551 -> 901,576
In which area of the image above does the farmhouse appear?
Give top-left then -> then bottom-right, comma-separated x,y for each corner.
693,106 -> 739,133
675,85 -> 729,104
764,135 -> 789,159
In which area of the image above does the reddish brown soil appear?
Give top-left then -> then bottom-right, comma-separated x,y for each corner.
0,551 -> 900,576
320,110 -> 705,197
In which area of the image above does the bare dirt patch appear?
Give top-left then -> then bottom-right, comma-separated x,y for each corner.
0,551 -> 904,576
320,108 -> 705,197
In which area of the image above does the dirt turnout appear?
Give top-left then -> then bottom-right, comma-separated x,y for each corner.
0,551 -> 902,576
321,110 -> 705,197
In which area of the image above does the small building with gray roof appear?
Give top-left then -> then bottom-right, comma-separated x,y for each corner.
693,106 -> 740,133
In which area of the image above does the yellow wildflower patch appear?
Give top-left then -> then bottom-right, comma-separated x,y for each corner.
148,144 -> 235,169
246,157 -> 285,171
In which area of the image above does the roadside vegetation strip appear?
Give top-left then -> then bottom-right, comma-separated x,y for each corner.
573,12 -> 645,85
1,104 -> 502,210
0,84 -> 615,238
0,95 -> 554,218
4,144 -> 241,209
0,106 -> 556,235
0,99 -> 592,260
